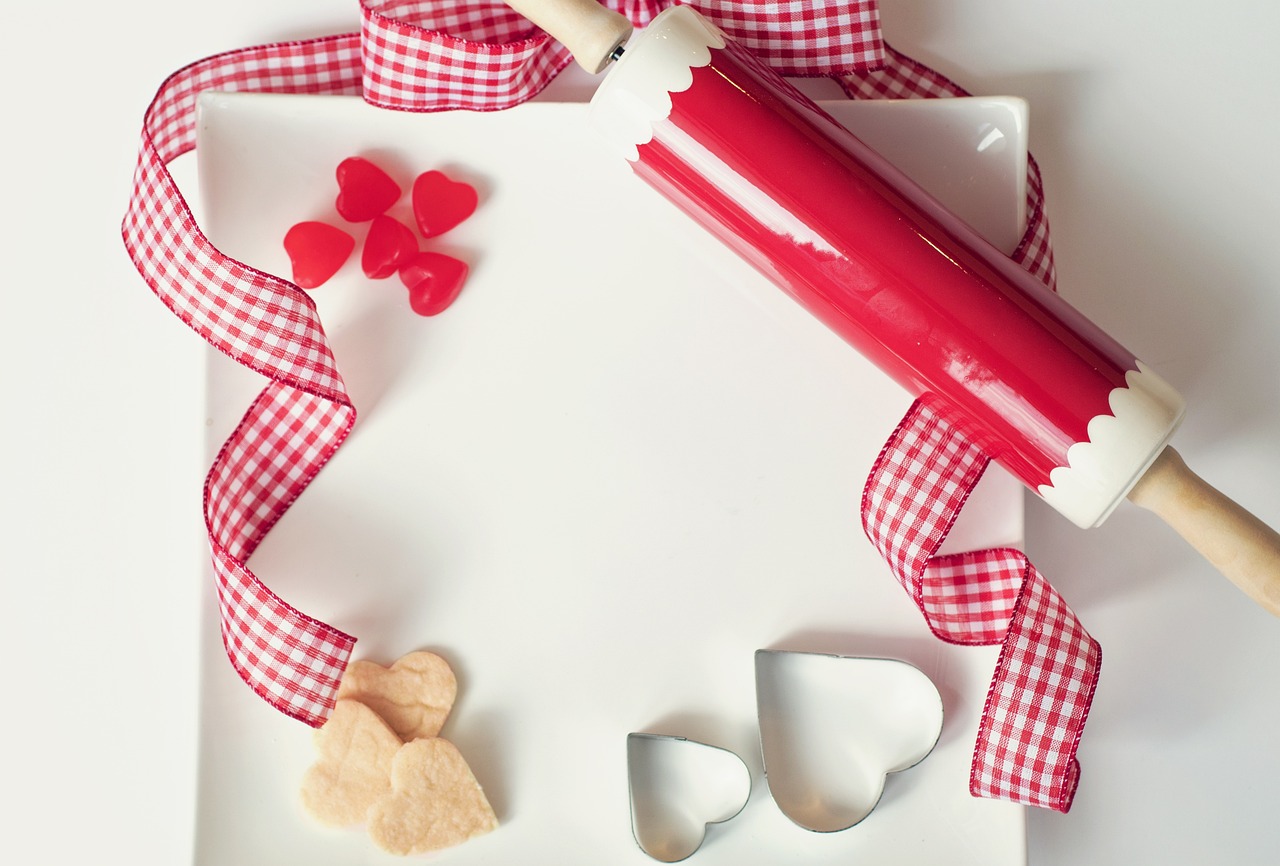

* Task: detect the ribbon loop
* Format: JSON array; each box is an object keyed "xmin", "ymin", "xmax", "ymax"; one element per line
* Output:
[
  {"xmin": 863, "ymin": 399, "xmax": 1101, "ymax": 812},
  {"xmin": 693, "ymin": 0, "xmax": 884, "ymax": 74},
  {"xmin": 123, "ymin": 35, "xmax": 367, "ymax": 727},
  {"xmin": 360, "ymin": 1, "xmax": 566, "ymax": 111}
]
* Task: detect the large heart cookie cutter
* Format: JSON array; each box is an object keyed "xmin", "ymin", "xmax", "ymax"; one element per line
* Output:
[
  {"xmin": 755, "ymin": 649, "xmax": 944, "ymax": 832},
  {"xmin": 627, "ymin": 733, "xmax": 752, "ymax": 862}
]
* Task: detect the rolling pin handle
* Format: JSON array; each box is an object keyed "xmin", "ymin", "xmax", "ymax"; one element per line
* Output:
[
  {"xmin": 1128, "ymin": 446, "xmax": 1280, "ymax": 616},
  {"xmin": 504, "ymin": 0, "xmax": 633, "ymax": 74}
]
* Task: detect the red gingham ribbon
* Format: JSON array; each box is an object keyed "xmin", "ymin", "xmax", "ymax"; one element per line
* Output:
[
  {"xmin": 123, "ymin": 35, "xmax": 365, "ymax": 725},
  {"xmin": 360, "ymin": 0, "xmax": 884, "ymax": 110},
  {"xmin": 862, "ymin": 399, "xmax": 1100, "ymax": 811},
  {"xmin": 122, "ymin": 0, "xmax": 1097, "ymax": 810}
]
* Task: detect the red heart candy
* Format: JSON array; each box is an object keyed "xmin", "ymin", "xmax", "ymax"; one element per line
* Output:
[
  {"xmin": 411, "ymin": 170, "xmax": 478, "ymax": 238},
  {"xmin": 362, "ymin": 215, "xmax": 419, "ymax": 279},
  {"xmin": 283, "ymin": 221, "xmax": 354, "ymax": 289},
  {"xmin": 398, "ymin": 251, "xmax": 469, "ymax": 316},
  {"xmin": 335, "ymin": 156, "xmax": 402, "ymax": 222}
]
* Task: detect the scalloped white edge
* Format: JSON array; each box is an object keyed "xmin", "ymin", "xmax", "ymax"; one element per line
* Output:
[
  {"xmin": 588, "ymin": 5, "xmax": 725, "ymax": 162},
  {"xmin": 1038, "ymin": 360, "xmax": 1186, "ymax": 529}
]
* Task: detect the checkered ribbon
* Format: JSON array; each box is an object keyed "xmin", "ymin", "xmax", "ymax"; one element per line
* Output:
[
  {"xmin": 123, "ymin": 35, "xmax": 366, "ymax": 725},
  {"xmin": 863, "ymin": 399, "xmax": 1100, "ymax": 811},
  {"xmin": 122, "ymin": 0, "xmax": 1097, "ymax": 810},
  {"xmin": 360, "ymin": 0, "xmax": 883, "ymax": 110}
]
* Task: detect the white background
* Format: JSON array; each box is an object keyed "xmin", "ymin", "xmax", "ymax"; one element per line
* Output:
[{"xmin": 3, "ymin": 1, "xmax": 1279, "ymax": 864}]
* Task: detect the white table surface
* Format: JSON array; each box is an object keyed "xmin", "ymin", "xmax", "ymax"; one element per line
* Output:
[{"xmin": 4, "ymin": 1, "xmax": 1279, "ymax": 863}]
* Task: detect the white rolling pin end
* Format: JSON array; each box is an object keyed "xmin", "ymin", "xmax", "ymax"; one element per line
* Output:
[
  {"xmin": 1128, "ymin": 446, "xmax": 1280, "ymax": 617},
  {"xmin": 504, "ymin": 0, "xmax": 633, "ymax": 74}
]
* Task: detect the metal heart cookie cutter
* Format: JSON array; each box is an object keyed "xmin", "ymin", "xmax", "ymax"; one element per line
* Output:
[
  {"xmin": 626, "ymin": 649, "xmax": 944, "ymax": 860},
  {"xmin": 627, "ymin": 733, "xmax": 752, "ymax": 862},
  {"xmin": 755, "ymin": 649, "xmax": 944, "ymax": 833}
]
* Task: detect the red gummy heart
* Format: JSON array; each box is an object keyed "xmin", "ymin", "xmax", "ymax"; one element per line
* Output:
[
  {"xmin": 411, "ymin": 170, "xmax": 478, "ymax": 238},
  {"xmin": 362, "ymin": 215, "xmax": 419, "ymax": 279},
  {"xmin": 335, "ymin": 156, "xmax": 402, "ymax": 222},
  {"xmin": 398, "ymin": 251, "xmax": 469, "ymax": 316},
  {"xmin": 283, "ymin": 221, "xmax": 354, "ymax": 289}
]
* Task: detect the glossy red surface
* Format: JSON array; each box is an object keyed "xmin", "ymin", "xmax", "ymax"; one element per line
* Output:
[
  {"xmin": 412, "ymin": 170, "xmax": 479, "ymax": 239},
  {"xmin": 335, "ymin": 156, "xmax": 402, "ymax": 222},
  {"xmin": 362, "ymin": 214, "xmax": 419, "ymax": 279},
  {"xmin": 282, "ymin": 220, "xmax": 354, "ymax": 289},
  {"xmin": 633, "ymin": 41, "xmax": 1138, "ymax": 489},
  {"xmin": 399, "ymin": 250, "xmax": 469, "ymax": 317}
]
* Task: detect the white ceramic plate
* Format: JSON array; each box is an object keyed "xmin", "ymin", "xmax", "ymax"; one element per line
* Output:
[{"xmin": 194, "ymin": 90, "xmax": 1029, "ymax": 865}]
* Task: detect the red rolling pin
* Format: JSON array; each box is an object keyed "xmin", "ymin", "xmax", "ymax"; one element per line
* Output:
[{"xmin": 505, "ymin": 0, "xmax": 1280, "ymax": 615}]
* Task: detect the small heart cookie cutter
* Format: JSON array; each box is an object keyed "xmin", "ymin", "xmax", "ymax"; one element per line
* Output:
[
  {"xmin": 755, "ymin": 649, "xmax": 944, "ymax": 833},
  {"xmin": 626, "ymin": 733, "xmax": 752, "ymax": 862}
]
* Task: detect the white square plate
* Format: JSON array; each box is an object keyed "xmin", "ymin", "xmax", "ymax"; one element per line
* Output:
[{"xmin": 194, "ymin": 90, "xmax": 1029, "ymax": 865}]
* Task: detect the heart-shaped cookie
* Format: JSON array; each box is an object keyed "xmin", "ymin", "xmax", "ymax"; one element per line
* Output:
[
  {"xmin": 282, "ymin": 221, "xmax": 354, "ymax": 289},
  {"xmin": 335, "ymin": 156, "xmax": 402, "ymax": 222},
  {"xmin": 627, "ymin": 733, "xmax": 751, "ymax": 862},
  {"xmin": 754, "ymin": 650, "xmax": 943, "ymax": 832},
  {"xmin": 336, "ymin": 650, "xmax": 458, "ymax": 742},
  {"xmin": 362, "ymin": 214, "xmax": 419, "ymax": 279},
  {"xmin": 366, "ymin": 738, "xmax": 499, "ymax": 856},
  {"xmin": 398, "ymin": 251, "xmax": 469, "ymax": 317},
  {"xmin": 411, "ymin": 170, "xmax": 478, "ymax": 238},
  {"xmin": 299, "ymin": 699, "xmax": 402, "ymax": 827}
]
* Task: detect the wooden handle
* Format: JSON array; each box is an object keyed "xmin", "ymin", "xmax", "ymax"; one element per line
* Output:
[
  {"xmin": 1128, "ymin": 446, "xmax": 1280, "ymax": 615},
  {"xmin": 504, "ymin": 0, "xmax": 632, "ymax": 73}
]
